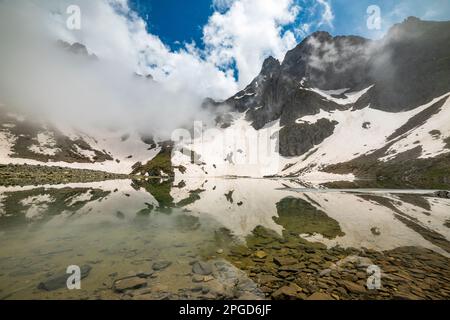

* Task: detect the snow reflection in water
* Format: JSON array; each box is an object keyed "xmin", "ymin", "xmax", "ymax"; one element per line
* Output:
[{"xmin": 0, "ymin": 178, "xmax": 449, "ymax": 299}]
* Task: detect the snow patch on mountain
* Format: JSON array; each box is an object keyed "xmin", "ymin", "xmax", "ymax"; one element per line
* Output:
[
  {"xmin": 0, "ymin": 130, "xmax": 16, "ymax": 158},
  {"xmin": 172, "ymin": 114, "xmax": 281, "ymax": 178},
  {"xmin": 0, "ymin": 121, "xmax": 160, "ymax": 174},
  {"xmin": 72, "ymin": 145, "xmax": 98, "ymax": 161},
  {"xmin": 74, "ymin": 129, "xmax": 161, "ymax": 173},
  {"xmin": 235, "ymin": 92, "xmax": 256, "ymax": 100},
  {"xmin": 173, "ymin": 92, "xmax": 450, "ymax": 180},
  {"xmin": 282, "ymin": 93, "xmax": 450, "ymax": 177},
  {"xmin": 381, "ymin": 94, "xmax": 450, "ymax": 161},
  {"xmin": 28, "ymin": 132, "xmax": 61, "ymax": 156},
  {"xmin": 305, "ymin": 85, "xmax": 373, "ymax": 106},
  {"xmin": 0, "ymin": 99, "xmax": 163, "ymax": 173}
]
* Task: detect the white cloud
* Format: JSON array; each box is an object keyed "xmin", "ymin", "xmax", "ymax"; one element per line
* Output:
[
  {"xmin": 317, "ymin": 0, "xmax": 334, "ymax": 28},
  {"xmin": 0, "ymin": 0, "xmax": 338, "ymax": 138},
  {"xmin": 0, "ymin": 0, "xmax": 229, "ymax": 139},
  {"xmin": 296, "ymin": 23, "xmax": 312, "ymax": 37},
  {"xmin": 203, "ymin": 0, "xmax": 300, "ymax": 86},
  {"xmin": 43, "ymin": 0, "xmax": 238, "ymax": 99},
  {"xmin": 1, "ymin": 0, "xmax": 336, "ymax": 100}
]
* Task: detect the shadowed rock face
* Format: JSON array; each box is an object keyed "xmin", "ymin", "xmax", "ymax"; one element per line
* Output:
[
  {"xmin": 358, "ymin": 17, "xmax": 450, "ymax": 112},
  {"xmin": 279, "ymin": 119, "xmax": 338, "ymax": 157},
  {"xmin": 206, "ymin": 18, "xmax": 450, "ymax": 157},
  {"xmin": 281, "ymin": 31, "xmax": 372, "ymax": 91}
]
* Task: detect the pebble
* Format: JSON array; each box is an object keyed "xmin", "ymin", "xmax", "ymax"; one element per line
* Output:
[
  {"xmin": 113, "ymin": 277, "xmax": 147, "ymax": 293},
  {"xmin": 192, "ymin": 261, "xmax": 213, "ymax": 275},
  {"xmin": 307, "ymin": 292, "xmax": 334, "ymax": 300},
  {"xmin": 254, "ymin": 250, "xmax": 268, "ymax": 259},
  {"xmin": 273, "ymin": 256, "xmax": 297, "ymax": 266},
  {"xmin": 152, "ymin": 261, "xmax": 172, "ymax": 271}
]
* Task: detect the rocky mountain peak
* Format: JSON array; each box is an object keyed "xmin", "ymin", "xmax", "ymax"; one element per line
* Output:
[
  {"xmin": 307, "ymin": 30, "xmax": 333, "ymax": 42},
  {"xmin": 260, "ymin": 56, "xmax": 281, "ymax": 76},
  {"xmin": 206, "ymin": 18, "xmax": 450, "ymax": 159},
  {"xmin": 404, "ymin": 16, "xmax": 422, "ymax": 24}
]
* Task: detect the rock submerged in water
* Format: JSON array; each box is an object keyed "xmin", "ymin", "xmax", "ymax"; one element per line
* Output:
[
  {"xmin": 37, "ymin": 264, "xmax": 92, "ymax": 291},
  {"xmin": 371, "ymin": 227, "xmax": 381, "ymax": 236},
  {"xmin": 254, "ymin": 250, "xmax": 268, "ymax": 259},
  {"xmin": 273, "ymin": 256, "xmax": 297, "ymax": 266},
  {"xmin": 152, "ymin": 261, "xmax": 172, "ymax": 271},
  {"xmin": 113, "ymin": 276, "xmax": 147, "ymax": 293},
  {"xmin": 192, "ymin": 261, "xmax": 213, "ymax": 275}
]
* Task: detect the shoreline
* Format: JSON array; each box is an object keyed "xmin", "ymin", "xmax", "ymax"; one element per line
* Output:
[{"xmin": 0, "ymin": 163, "xmax": 130, "ymax": 187}]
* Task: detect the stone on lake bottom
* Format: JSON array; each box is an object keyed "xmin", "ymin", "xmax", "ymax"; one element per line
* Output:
[
  {"xmin": 192, "ymin": 261, "xmax": 213, "ymax": 275},
  {"xmin": 152, "ymin": 261, "xmax": 172, "ymax": 271},
  {"xmin": 113, "ymin": 277, "xmax": 147, "ymax": 292},
  {"xmin": 273, "ymin": 256, "xmax": 297, "ymax": 266},
  {"xmin": 307, "ymin": 292, "xmax": 334, "ymax": 300},
  {"xmin": 37, "ymin": 264, "xmax": 92, "ymax": 291},
  {"xmin": 254, "ymin": 250, "xmax": 268, "ymax": 259}
]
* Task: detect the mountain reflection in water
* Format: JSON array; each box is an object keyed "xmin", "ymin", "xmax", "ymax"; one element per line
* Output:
[{"xmin": 0, "ymin": 178, "xmax": 449, "ymax": 300}]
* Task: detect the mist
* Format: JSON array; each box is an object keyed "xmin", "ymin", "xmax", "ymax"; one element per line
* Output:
[{"xmin": 0, "ymin": 1, "xmax": 217, "ymax": 140}]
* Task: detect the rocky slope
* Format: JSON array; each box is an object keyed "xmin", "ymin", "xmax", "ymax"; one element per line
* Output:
[
  {"xmin": 0, "ymin": 105, "xmax": 161, "ymax": 175},
  {"xmin": 1, "ymin": 18, "xmax": 450, "ymax": 183},
  {"xmin": 171, "ymin": 17, "xmax": 450, "ymax": 182},
  {"xmin": 0, "ymin": 41, "xmax": 161, "ymax": 176}
]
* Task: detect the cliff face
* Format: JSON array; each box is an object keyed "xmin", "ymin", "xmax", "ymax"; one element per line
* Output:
[
  {"xmin": 206, "ymin": 18, "xmax": 450, "ymax": 159},
  {"xmin": 1, "ymin": 18, "xmax": 450, "ymax": 181}
]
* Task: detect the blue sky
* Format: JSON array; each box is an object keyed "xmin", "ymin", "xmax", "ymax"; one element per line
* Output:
[
  {"xmin": 331, "ymin": 0, "xmax": 450, "ymax": 38},
  {"xmin": 128, "ymin": 0, "xmax": 214, "ymax": 50},
  {"xmin": 129, "ymin": 0, "xmax": 450, "ymax": 50},
  {"xmin": 28, "ymin": 0, "xmax": 448, "ymax": 99},
  {"xmin": 2, "ymin": 0, "xmax": 450, "ymax": 126}
]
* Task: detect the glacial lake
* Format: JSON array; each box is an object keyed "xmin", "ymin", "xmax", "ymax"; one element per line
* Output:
[{"xmin": 0, "ymin": 178, "xmax": 449, "ymax": 300}]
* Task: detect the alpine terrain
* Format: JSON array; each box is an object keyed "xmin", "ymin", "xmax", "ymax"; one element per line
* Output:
[{"xmin": 1, "ymin": 17, "xmax": 450, "ymax": 186}]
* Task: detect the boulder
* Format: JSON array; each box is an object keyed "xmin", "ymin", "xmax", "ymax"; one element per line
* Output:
[
  {"xmin": 339, "ymin": 280, "xmax": 367, "ymax": 294},
  {"xmin": 192, "ymin": 261, "xmax": 213, "ymax": 275},
  {"xmin": 272, "ymin": 284, "xmax": 305, "ymax": 300},
  {"xmin": 113, "ymin": 277, "xmax": 147, "ymax": 292},
  {"xmin": 254, "ymin": 250, "xmax": 268, "ymax": 259},
  {"xmin": 273, "ymin": 256, "xmax": 297, "ymax": 266},
  {"xmin": 307, "ymin": 292, "xmax": 334, "ymax": 300},
  {"xmin": 37, "ymin": 264, "xmax": 92, "ymax": 291},
  {"xmin": 152, "ymin": 261, "xmax": 172, "ymax": 271}
]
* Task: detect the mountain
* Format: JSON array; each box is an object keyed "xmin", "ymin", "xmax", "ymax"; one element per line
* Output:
[
  {"xmin": 1, "ymin": 17, "xmax": 450, "ymax": 185},
  {"xmin": 171, "ymin": 17, "xmax": 450, "ymax": 184},
  {"xmin": 0, "ymin": 41, "xmax": 161, "ymax": 175},
  {"xmin": 0, "ymin": 105, "xmax": 162, "ymax": 174}
]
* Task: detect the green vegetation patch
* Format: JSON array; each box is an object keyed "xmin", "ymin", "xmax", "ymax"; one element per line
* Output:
[{"xmin": 274, "ymin": 197, "xmax": 344, "ymax": 239}]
